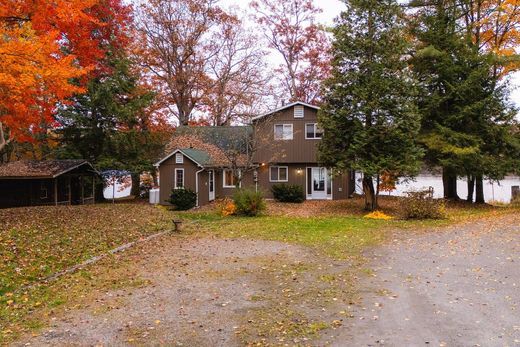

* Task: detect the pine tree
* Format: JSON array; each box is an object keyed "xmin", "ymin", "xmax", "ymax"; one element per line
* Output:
[
  {"xmin": 409, "ymin": 0, "xmax": 518, "ymax": 202},
  {"xmin": 56, "ymin": 52, "xmax": 168, "ymax": 196},
  {"xmin": 318, "ymin": 0, "xmax": 423, "ymax": 211}
]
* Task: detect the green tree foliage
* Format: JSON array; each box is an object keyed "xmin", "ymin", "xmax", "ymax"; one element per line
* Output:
[
  {"xmin": 318, "ymin": 0, "xmax": 423, "ymax": 211},
  {"xmin": 56, "ymin": 53, "xmax": 170, "ymax": 196},
  {"xmin": 409, "ymin": 0, "xmax": 519, "ymax": 202}
]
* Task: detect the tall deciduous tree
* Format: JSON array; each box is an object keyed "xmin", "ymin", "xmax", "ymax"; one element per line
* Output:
[
  {"xmin": 203, "ymin": 15, "xmax": 270, "ymax": 126},
  {"xmin": 0, "ymin": 0, "xmax": 132, "ymax": 155},
  {"xmin": 136, "ymin": 0, "xmax": 232, "ymax": 126},
  {"xmin": 250, "ymin": 0, "xmax": 331, "ymax": 104},
  {"xmin": 319, "ymin": 0, "xmax": 423, "ymax": 211}
]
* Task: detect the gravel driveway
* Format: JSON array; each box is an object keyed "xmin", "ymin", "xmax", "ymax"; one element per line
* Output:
[
  {"xmin": 14, "ymin": 214, "xmax": 520, "ymax": 347},
  {"xmin": 338, "ymin": 214, "xmax": 520, "ymax": 347}
]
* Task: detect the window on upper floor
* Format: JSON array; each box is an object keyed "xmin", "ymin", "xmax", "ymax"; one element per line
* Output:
[
  {"xmin": 305, "ymin": 123, "xmax": 323, "ymax": 139},
  {"xmin": 294, "ymin": 105, "xmax": 304, "ymax": 118},
  {"xmin": 274, "ymin": 124, "xmax": 293, "ymax": 140},
  {"xmin": 175, "ymin": 152, "xmax": 183, "ymax": 164},
  {"xmin": 270, "ymin": 166, "xmax": 288, "ymax": 182}
]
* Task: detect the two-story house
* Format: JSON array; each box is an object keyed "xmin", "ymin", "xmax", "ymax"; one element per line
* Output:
[{"xmin": 155, "ymin": 101, "xmax": 355, "ymax": 206}]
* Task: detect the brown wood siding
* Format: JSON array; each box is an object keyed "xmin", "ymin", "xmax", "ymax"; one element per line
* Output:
[
  {"xmin": 256, "ymin": 164, "xmax": 350, "ymax": 200},
  {"xmin": 214, "ymin": 169, "xmax": 255, "ymax": 199},
  {"xmin": 256, "ymin": 163, "xmax": 306, "ymax": 198},
  {"xmin": 159, "ymin": 153, "xmax": 200, "ymax": 205},
  {"xmin": 332, "ymin": 171, "xmax": 348, "ymax": 200},
  {"xmin": 197, "ymin": 170, "xmax": 210, "ymax": 206},
  {"xmin": 253, "ymin": 106, "xmax": 321, "ymax": 164}
]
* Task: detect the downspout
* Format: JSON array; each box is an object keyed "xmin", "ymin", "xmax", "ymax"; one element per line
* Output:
[{"xmin": 195, "ymin": 166, "xmax": 205, "ymax": 207}]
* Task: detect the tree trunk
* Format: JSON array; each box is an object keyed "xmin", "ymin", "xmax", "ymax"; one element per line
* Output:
[
  {"xmin": 467, "ymin": 175, "xmax": 475, "ymax": 203},
  {"xmin": 442, "ymin": 167, "xmax": 459, "ymax": 200},
  {"xmin": 0, "ymin": 121, "xmax": 11, "ymax": 154},
  {"xmin": 131, "ymin": 172, "xmax": 141, "ymax": 198},
  {"xmin": 362, "ymin": 175, "xmax": 376, "ymax": 211},
  {"xmin": 475, "ymin": 174, "xmax": 485, "ymax": 204}
]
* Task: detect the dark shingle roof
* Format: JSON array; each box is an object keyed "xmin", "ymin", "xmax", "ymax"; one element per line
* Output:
[
  {"xmin": 0, "ymin": 160, "xmax": 95, "ymax": 179},
  {"xmin": 159, "ymin": 126, "xmax": 253, "ymax": 167},
  {"xmin": 180, "ymin": 148, "xmax": 213, "ymax": 166},
  {"xmin": 174, "ymin": 126, "xmax": 252, "ymax": 153}
]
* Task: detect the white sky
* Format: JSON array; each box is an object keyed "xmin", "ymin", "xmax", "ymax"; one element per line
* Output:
[{"xmin": 221, "ymin": 0, "xmax": 520, "ymax": 111}]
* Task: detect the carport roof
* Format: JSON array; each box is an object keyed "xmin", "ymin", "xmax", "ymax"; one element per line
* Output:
[{"xmin": 0, "ymin": 160, "xmax": 96, "ymax": 179}]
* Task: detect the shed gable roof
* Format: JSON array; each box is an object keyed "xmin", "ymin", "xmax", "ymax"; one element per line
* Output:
[{"xmin": 0, "ymin": 160, "xmax": 96, "ymax": 179}]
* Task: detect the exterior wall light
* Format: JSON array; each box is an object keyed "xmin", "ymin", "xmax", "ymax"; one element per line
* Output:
[{"xmin": 296, "ymin": 168, "xmax": 303, "ymax": 175}]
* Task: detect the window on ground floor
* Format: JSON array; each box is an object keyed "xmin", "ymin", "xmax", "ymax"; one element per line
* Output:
[
  {"xmin": 270, "ymin": 166, "xmax": 288, "ymax": 182},
  {"xmin": 223, "ymin": 169, "xmax": 240, "ymax": 188},
  {"xmin": 175, "ymin": 168, "xmax": 184, "ymax": 189}
]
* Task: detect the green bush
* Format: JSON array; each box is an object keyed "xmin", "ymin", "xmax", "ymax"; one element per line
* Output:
[
  {"xmin": 401, "ymin": 190, "xmax": 446, "ymax": 219},
  {"xmin": 169, "ymin": 188, "xmax": 197, "ymax": 210},
  {"xmin": 233, "ymin": 189, "xmax": 266, "ymax": 216},
  {"xmin": 271, "ymin": 184, "xmax": 305, "ymax": 203}
]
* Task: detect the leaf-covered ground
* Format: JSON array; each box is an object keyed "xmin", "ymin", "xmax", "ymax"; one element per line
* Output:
[
  {"xmin": 1, "ymin": 198, "xmax": 518, "ymax": 345},
  {"xmin": 0, "ymin": 203, "xmax": 171, "ymax": 341}
]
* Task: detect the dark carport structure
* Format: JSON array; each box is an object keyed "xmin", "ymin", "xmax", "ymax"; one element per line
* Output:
[{"xmin": 0, "ymin": 160, "xmax": 98, "ymax": 208}]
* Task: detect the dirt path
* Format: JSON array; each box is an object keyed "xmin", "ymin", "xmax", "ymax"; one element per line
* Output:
[
  {"xmin": 337, "ymin": 215, "xmax": 520, "ymax": 347},
  {"xmin": 15, "ymin": 236, "xmax": 354, "ymax": 347}
]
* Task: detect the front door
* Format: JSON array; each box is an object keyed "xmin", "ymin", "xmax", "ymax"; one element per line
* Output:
[
  {"xmin": 208, "ymin": 170, "xmax": 215, "ymax": 201},
  {"xmin": 311, "ymin": 167, "xmax": 327, "ymax": 199}
]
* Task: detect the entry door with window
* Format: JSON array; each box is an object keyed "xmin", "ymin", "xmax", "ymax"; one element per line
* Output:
[
  {"xmin": 311, "ymin": 167, "xmax": 327, "ymax": 199},
  {"xmin": 208, "ymin": 170, "xmax": 215, "ymax": 201}
]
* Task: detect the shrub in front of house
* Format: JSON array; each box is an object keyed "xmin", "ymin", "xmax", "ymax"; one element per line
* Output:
[
  {"xmin": 233, "ymin": 189, "xmax": 266, "ymax": 216},
  {"xmin": 401, "ymin": 190, "xmax": 446, "ymax": 219},
  {"xmin": 169, "ymin": 188, "xmax": 197, "ymax": 210},
  {"xmin": 219, "ymin": 198, "xmax": 237, "ymax": 217},
  {"xmin": 271, "ymin": 184, "xmax": 305, "ymax": 203}
]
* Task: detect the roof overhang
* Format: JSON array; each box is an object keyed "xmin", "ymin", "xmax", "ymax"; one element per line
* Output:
[
  {"xmin": 154, "ymin": 149, "xmax": 205, "ymax": 168},
  {"xmin": 252, "ymin": 101, "xmax": 320, "ymax": 121},
  {"xmin": 0, "ymin": 161, "xmax": 99, "ymax": 180}
]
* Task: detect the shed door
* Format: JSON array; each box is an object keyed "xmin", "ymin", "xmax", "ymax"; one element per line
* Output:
[{"xmin": 209, "ymin": 170, "xmax": 215, "ymax": 201}]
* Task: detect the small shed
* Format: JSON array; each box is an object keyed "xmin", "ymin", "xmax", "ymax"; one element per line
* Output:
[{"xmin": 0, "ymin": 160, "xmax": 98, "ymax": 208}]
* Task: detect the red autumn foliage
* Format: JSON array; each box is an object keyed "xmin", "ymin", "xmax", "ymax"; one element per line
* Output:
[{"xmin": 0, "ymin": 0, "xmax": 132, "ymax": 149}]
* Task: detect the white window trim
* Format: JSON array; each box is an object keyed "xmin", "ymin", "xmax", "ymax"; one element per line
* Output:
[
  {"xmin": 174, "ymin": 168, "xmax": 184, "ymax": 189},
  {"xmin": 305, "ymin": 123, "xmax": 323, "ymax": 140},
  {"xmin": 294, "ymin": 105, "xmax": 304, "ymax": 118},
  {"xmin": 274, "ymin": 124, "xmax": 293, "ymax": 140},
  {"xmin": 175, "ymin": 152, "xmax": 184, "ymax": 164},
  {"xmin": 223, "ymin": 169, "xmax": 241, "ymax": 188},
  {"xmin": 269, "ymin": 166, "xmax": 289, "ymax": 182}
]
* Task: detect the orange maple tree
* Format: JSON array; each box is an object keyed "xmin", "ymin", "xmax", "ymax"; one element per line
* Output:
[
  {"xmin": 0, "ymin": 0, "xmax": 131, "ymax": 151},
  {"xmin": 461, "ymin": 0, "xmax": 520, "ymax": 75}
]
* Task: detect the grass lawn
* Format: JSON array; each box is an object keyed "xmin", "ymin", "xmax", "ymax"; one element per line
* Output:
[
  {"xmin": 178, "ymin": 196, "xmax": 516, "ymax": 261},
  {"xmin": 0, "ymin": 203, "xmax": 170, "ymax": 342}
]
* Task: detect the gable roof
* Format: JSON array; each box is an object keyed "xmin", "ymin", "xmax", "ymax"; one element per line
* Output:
[
  {"xmin": 157, "ymin": 126, "xmax": 252, "ymax": 168},
  {"xmin": 252, "ymin": 101, "xmax": 320, "ymax": 121},
  {"xmin": 155, "ymin": 148, "xmax": 213, "ymax": 167},
  {"xmin": 0, "ymin": 160, "xmax": 97, "ymax": 179}
]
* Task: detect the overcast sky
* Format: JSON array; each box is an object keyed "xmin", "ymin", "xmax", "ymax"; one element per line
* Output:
[{"xmin": 220, "ymin": 0, "xmax": 520, "ymax": 110}]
